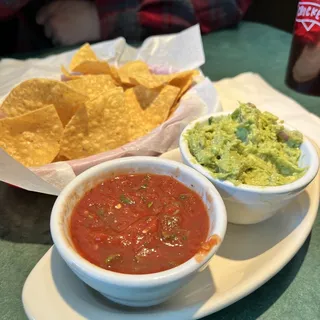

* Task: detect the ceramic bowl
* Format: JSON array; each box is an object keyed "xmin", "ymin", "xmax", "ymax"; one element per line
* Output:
[
  {"xmin": 179, "ymin": 112, "xmax": 319, "ymax": 224},
  {"xmin": 50, "ymin": 156, "xmax": 227, "ymax": 307}
]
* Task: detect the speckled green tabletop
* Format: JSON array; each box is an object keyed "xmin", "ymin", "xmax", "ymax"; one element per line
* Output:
[{"xmin": 0, "ymin": 22, "xmax": 319, "ymax": 320}]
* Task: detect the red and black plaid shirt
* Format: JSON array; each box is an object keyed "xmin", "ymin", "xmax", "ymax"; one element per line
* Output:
[
  {"xmin": 96, "ymin": 0, "xmax": 251, "ymax": 40},
  {"xmin": 0, "ymin": 0, "xmax": 251, "ymax": 54}
]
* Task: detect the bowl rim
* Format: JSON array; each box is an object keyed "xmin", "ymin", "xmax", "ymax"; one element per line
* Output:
[
  {"xmin": 179, "ymin": 111, "xmax": 320, "ymax": 194},
  {"xmin": 50, "ymin": 156, "xmax": 227, "ymax": 288}
]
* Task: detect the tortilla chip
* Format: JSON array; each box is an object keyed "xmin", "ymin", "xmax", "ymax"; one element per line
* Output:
[
  {"xmin": 66, "ymin": 75, "xmax": 117, "ymax": 99},
  {"xmin": 168, "ymin": 103, "xmax": 180, "ymax": 118},
  {"xmin": 110, "ymin": 66, "xmax": 121, "ymax": 85},
  {"xmin": 0, "ymin": 105, "xmax": 63, "ymax": 167},
  {"xmin": 61, "ymin": 65, "xmax": 83, "ymax": 80},
  {"xmin": 139, "ymin": 84, "xmax": 180, "ymax": 120},
  {"xmin": 131, "ymin": 86, "xmax": 162, "ymax": 110},
  {"xmin": 1, "ymin": 79, "xmax": 87, "ymax": 126},
  {"xmin": 118, "ymin": 61, "xmax": 150, "ymax": 85},
  {"xmin": 60, "ymin": 88, "xmax": 130, "ymax": 159},
  {"xmin": 69, "ymin": 43, "xmax": 98, "ymax": 71},
  {"xmin": 0, "ymin": 109, "xmax": 6, "ymax": 119},
  {"xmin": 72, "ymin": 61, "xmax": 111, "ymax": 75},
  {"xmin": 170, "ymin": 70, "xmax": 199, "ymax": 100},
  {"xmin": 167, "ymin": 71, "xmax": 199, "ymax": 117},
  {"xmin": 129, "ymin": 73, "xmax": 165, "ymax": 89},
  {"xmin": 53, "ymin": 154, "xmax": 69, "ymax": 162},
  {"xmin": 154, "ymin": 74, "xmax": 173, "ymax": 83},
  {"xmin": 125, "ymin": 85, "xmax": 180, "ymax": 140},
  {"xmin": 132, "ymin": 70, "xmax": 199, "ymax": 93}
]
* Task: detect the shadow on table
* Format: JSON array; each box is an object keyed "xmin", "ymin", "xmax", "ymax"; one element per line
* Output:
[
  {"xmin": 0, "ymin": 182, "xmax": 55, "ymax": 244},
  {"xmin": 203, "ymin": 233, "xmax": 311, "ymax": 319}
]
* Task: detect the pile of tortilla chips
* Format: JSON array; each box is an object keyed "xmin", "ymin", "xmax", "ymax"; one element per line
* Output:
[{"xmin": 0, "ymin": 43, "xmax": 199, "ymax": 167}]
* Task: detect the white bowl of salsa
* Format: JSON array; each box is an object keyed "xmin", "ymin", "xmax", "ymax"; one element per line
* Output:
[
  {"xmin": 50, "ymin": 156, "xmax": 227, "ymax": 307},
  {"xmin": 180, "ymin": 108, "xmax": 319, "ymax": 224}
]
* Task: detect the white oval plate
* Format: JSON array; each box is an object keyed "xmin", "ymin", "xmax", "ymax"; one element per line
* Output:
[{"xmin": 22, "ymin": 149, "xmax": 319, "ymax": 320}]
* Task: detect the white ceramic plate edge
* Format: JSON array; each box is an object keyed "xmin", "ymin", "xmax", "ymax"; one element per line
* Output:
[{"xmin": 196, "ymin": 198, "xmax": 319, "ymax": 317}]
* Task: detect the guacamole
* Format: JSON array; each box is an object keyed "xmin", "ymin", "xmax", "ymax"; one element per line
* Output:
[{"xmin": 185, "ymin": 103, "xmax": 305, "ymax": 186}]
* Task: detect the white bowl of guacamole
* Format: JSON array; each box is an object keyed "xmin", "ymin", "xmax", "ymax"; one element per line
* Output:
[{"xmin": 180, "ymin": 103, "xmax": 319, "ymax": 224}]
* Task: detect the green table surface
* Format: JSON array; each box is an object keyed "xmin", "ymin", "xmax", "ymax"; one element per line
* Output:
[{"xmin": 0, "ymin": 22, "xmax": 319, "ymax": 320}]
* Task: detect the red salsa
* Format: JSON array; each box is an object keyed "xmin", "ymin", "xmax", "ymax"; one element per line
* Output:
[{"xmin": 70, "ymin": 174, "xmax": 209, "ymax": 274}]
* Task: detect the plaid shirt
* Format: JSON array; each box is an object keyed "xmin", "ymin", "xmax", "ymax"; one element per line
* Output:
[
  {"xmin": 96, "ymin": 0, "xmax": 252, "ymax": 41},
  {"xmin": 0, "ymin": 0, "xmax": 251, "ymax": 54}
]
